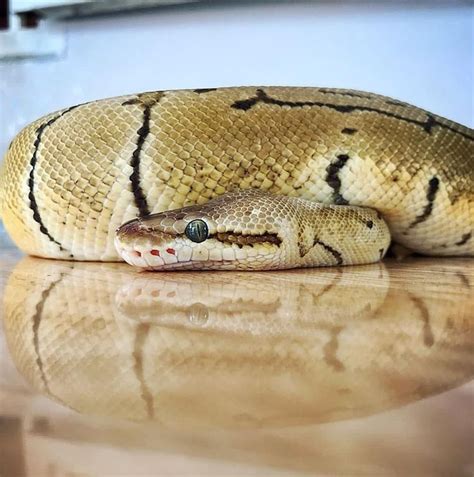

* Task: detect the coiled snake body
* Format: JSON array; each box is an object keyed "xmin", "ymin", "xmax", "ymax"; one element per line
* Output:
[{"xmin": 0, "ymin": 87, "xmax": 472, "ymax": 269}]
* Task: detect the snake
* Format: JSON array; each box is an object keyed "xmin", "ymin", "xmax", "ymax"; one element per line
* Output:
[{"xmin": 0, "ymin": 86, "xmax": 472, "ymax": 270}]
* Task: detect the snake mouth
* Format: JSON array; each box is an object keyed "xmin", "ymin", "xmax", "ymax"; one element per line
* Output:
[
  {"xmin": 119, "ymin": 247, "xmax": 236, "ymax": 271},
  {"xmin": 115, "ymin": 233, "xmax": 235, "ymax": 270},
  {"xmin": 142, "ymin": 260, "xmax": 236, "ymax": 271}
]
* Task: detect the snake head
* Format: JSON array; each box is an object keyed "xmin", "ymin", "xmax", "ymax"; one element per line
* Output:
[{"xmin": 115, "ymin": 189, "xmax": 286, "ymax": 270}]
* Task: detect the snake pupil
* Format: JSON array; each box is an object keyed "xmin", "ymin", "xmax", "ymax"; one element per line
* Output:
[{"xmin": 185, "ymin": 219, "xmax": 209, "ymax": 243}]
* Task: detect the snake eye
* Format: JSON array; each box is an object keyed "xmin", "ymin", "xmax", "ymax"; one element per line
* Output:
[{"xmin": 185, "ymin": 219, "xmax": 209, "ymax": 243}]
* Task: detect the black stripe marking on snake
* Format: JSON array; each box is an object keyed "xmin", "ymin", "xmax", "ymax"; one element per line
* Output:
[
  {"xmin": 385, "ymin": 99, "xmax": 409, "ymax": 107},
  {"xmin": 314, "ymin": 239, "xmax": 343, "ymax": 265},
  {"xmin": 319, "ymin": 88, "xmax": 407, "ymax": 109},
  {"xmin": 28, "ymin": 106, "xmax": 79, "ymax": 255},
  {"xmin": 129, "ymin": 106, "xmax": 152, "ymax": 217},
  {"xmin": 32, "ymin": 272, "xmax": 68, "ymax": 398},
  {"xmin": 456, "ymin": 232, "xmax": 472, "ymax": 246},
  {"xmin": 123, "ymin": 92, "xmax": 164, "ymax": 217},
  {"xmin": 193, "ymin": 88, "xmax": 217, "ymax": 94},
  {"xmin": 408, "ymin": 177, "xmax": 439, "ymax": 229},
  {"xmin": 122, "ymin": 91, "xmax": 165, "ymax": 107},
  {"xmin": 213, "ymin": 231, "xmax": 282, "ymax": 247},
  {"xmin": 318, "ymin": 88, "xmax": 376, "ymax": 101},
  {"xmin": 231, "ymin": 89, "xmax": 473, "ymax": 141},
  {"xmin": 133, "ymin": 323, "xmax": 155, "ymax": 419},
  {"xmin": 341, "ymin": 128, "xmax": 358, "ymax": 135},
  {"xmin": 326, "ymin": 154, "xmax": 350, "ymax": 205}
]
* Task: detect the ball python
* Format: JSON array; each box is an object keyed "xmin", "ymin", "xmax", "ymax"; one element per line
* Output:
[{"xmin": 0, "ymin": 87, "xmax": 472, "ymax": 270}]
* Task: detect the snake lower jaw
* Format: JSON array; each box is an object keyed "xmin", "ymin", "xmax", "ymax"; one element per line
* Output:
[
  {"xmin": 135, "ymin": 260, "xmax": 239, "ymax": 271},
  {"xmin": 117, "ymin": 242, "xmax": 277, "ymax": 271},
  {"xmin": 117, "ymin": 246, "xmax": 283, "ymax": 271}
]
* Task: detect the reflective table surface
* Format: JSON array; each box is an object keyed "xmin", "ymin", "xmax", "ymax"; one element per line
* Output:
[{"xmin": 0, "ymin": 249, "xmax": 473, "ymax": 476}]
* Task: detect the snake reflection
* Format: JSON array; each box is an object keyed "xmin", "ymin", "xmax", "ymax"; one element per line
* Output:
[{"xmin": 3, "ymin": 257, "xmax": 473, "ymax": 428}]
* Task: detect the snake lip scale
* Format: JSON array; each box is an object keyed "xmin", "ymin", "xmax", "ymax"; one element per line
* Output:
[{"xmin": 0, "ymin": 86, "xmax": 472, "ymax": 270}]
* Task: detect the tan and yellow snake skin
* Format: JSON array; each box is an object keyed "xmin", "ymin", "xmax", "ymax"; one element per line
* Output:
[{"xmin": 0, "ymin": 87, "xmax": 472, "ymax": 269}]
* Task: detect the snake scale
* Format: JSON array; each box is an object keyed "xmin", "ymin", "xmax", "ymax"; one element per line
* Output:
[{"xmin": 0, "ymin": 87, "xmax": 472, "ymax": 269}]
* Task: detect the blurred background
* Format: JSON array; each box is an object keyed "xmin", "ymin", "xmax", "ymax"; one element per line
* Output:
[{"xmin": 0, "ymin": 0, "xmax": 472, "ymax": 242}]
